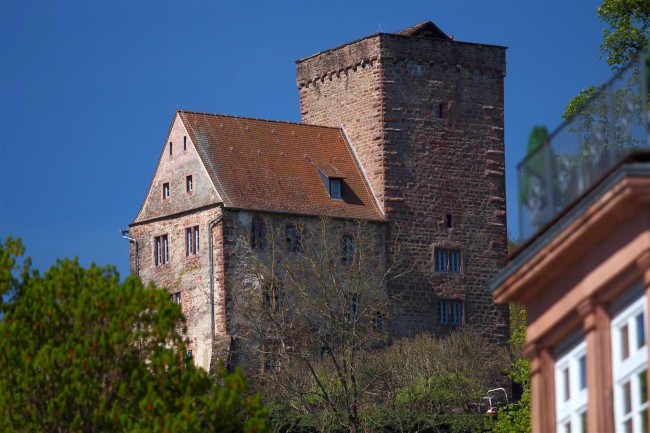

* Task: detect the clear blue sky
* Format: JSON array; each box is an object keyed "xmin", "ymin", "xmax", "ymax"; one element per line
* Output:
[{"xmin": 0, "ymin": 0, "xmax": 611, "ymax": 278}]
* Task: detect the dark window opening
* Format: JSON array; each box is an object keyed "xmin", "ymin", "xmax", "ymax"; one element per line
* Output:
[
  {"xmin": 446, "ymin": 214, "xmax": 452, "ymax": 228},
  {"xmin": 170, "ymin": 291, "xmax": 181, "ymax": 304},
  {"xmin": 347, "ymin": 293, "xmax": 360, "ymax": 323},
  {"xmin": 373, "ymin": 311, "xmax": 385, "ymax": 331},
  {"xmin": 330, "ymin": 178, "xmax": 342, "ymax": 199},
  {"xmin": 162, "ymin": 182, "xmax": 170, "ymax": 199},
  {"xmin": 435, "ymin": 248, "xmax": 461, "ymax": 273},
  {"xmin": 263, "ymin": 284, "xmax": 282, "ymax": 313},
  {"xmin": 183, "ymin": 136, "xmax": 187, "ymax": 151},
  {"xmin": 251, "ymin": 218, "xmax": 266, "ymax": 250},
  {"xmin": 169, "ymin": 142, "xmax": 173, "ymax": 156},
  {"xmin": 438, "ymin": 104, "xmax": 444, "ymax": 119},
  {"xmin": 342, "ymin": 234, "xmax": 355, "ymax": 265},
  {"xmin": 285, "ymin": 223, "xmax": 304, "ymax": 253},
  {"xmin": 186, "ymin": 175, "xmax": 193, "ymax": 192},
  {"xmin": 155, "ymin": 235, "xmax": 169, "ymax": 265}
]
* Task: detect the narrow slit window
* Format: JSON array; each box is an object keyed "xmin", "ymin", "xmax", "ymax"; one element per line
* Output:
[
  {"xmin": 162, "ymin": 182, "xmax": 170, "ymax": 199},
  {"xmin": 183, "ymin": 135, "xmax": 187, "ymax": 151},
  {"xmin": 342, "ymin": 234, "xmax": 355, "ymax": 265},
  {"xmin": 169, "ymin": 141, "xmax": 173, "ymax": 156},
  {"xmin": 186, "ymin": 175, "xmax": 193, "ymax": 192},
  {"xmin": 438, "ymin": 301, "xmax": 448, "ymax": 324},
  {"xmin": 251, "ymin": 218, "xmax": 266, "ymax": 250},
  {"xmin": 450, "ymin": 301, "xmax": 463, "ymax": 325},
  {"xmin": 446, "ymin": 214, "xmax": 452, "ymax": 228}
]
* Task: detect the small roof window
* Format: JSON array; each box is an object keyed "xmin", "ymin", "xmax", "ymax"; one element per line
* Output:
[
  {"xmin": 330, "ymin": 178, "xmax": 342, "ymax": 199},
  {"xmin": 313, "ymin": 162, "xmax": 346, "ymax": 201}
]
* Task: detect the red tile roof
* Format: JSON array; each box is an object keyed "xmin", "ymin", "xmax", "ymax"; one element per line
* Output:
[
  {"xmin": 178, "ymin": 111, "xmax": 384, "ymax": 221},
  {"xmin": 396, "ymin": 21, "xmax": 448, "ymax": 39}
]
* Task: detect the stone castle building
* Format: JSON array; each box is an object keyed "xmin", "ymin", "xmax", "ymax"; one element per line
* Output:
[{"xmin": 127, "ymin": 21, "xmax": 509, "ymax": 370}]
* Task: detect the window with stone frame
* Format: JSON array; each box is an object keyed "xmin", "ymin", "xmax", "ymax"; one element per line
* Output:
[
  {"xmin": 154, "ymin": 235, "xmax": 169, "ymax": 266},
  {"xmin": 611, "ymin": 294, "xmax": 648, "ymax": 433},
  {"xmin": 342, "ymin": 234, "xmax": 355, "ymax": 265},
  {"xmin": 186, "ymin": 175, "xmax": 193, "ymax": 193},
  {"xmin": 250, "ymin": 218, "xmax": 266, "ymax": 250},
  {"xmin": 186, "ymin": 226, "xmax": 199, "ymax": 256},
  {"xmin": 285, "ymin": 223, "xmax": 304, "ymax": 253},
  {"xmin": 347, "ymin": 293, "xmax": 360, "ymax": 324},
  {"xmin": 435, "ymin": 248, "xmax": 461, "ymax": 273},
  {"xmin": 162, "ymin": 182, "xmax": 170, "ymax": 200},
  {"xmin": 170, "ymin": 291, "xmax": 181, "ymax": 304},
  {"xmin": 372, "ymin": 311, "xmax": 385, "ymax": 332},
  {"xmin": 263, "ymin": 284, "xmax": 282, "ymax": 314},
  {"xmin": 437, "ymin": 300, "xmax": 463, "ymax": 325}
]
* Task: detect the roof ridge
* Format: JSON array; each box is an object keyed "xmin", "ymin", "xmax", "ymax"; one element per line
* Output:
[
  {"xmin": 177, "ymin": 109, "xmax": 342, "ymax": 130},
  {"xmin": 396, "ymin": 20, "xmax": 433, "ymax": 34}
]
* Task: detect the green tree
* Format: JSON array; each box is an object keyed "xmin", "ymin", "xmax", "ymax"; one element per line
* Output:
[
  {"xmin": 0, "ymin": 237, "xmax": 269, "ymax": 433},
  {"xmin": 563, "ymin": 0, "xmax": 649, "ymax": 120},
  {"xmin": 520, "ymin": 126, "xmax": 549, "ymax": 210}
]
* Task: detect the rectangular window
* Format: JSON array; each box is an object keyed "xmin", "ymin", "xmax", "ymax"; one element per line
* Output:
[
  {"xmin": 438, "ymin": 301, "xmax": 449, "ymax": 324},
  {"xmin": 183, "ymin": 136, "xmax": 187, "ymax": 151},
  {"xmin": 637, "ymin": 312, "xmax": 646, "ymax": 349},
  {"xmin": 186, "ymin": 175, "xmax": 193, "ymax": 192},
  {"xmin": 435, "ymin": 248, "xmax": 461, "ymax": 273},
  {"xmin": 555, "ymin": 339, "xmax": 588, "ymax": 433},
  {"xmin": 611, "ymin": 294, "xmax": 648, "ymax": 433},
  {"xmin": 251, "ymin": 218, "xmax": 266, "ymax": 250},
  {"xmin": 342, "ymin": 234, "xmax": 355, "ymax": 265},
  {"xmin": 579, "ymin": 355, "xmax": 587, "ymax": 391},
  {"xmin": 330, "ymin": 178, "xmax": 342, "ymax": 199},
  {"xmin": 162, "ymin": 182, "xmax": 170, "ymax": 199},
  {"xmin": 438, "ymin": 300, "xmax": 463, "ymax": 325},
  {"xmin": 450, "ymin": 301, "xmax": 463, "ymax": 325},
  {"xmin": 155, "ymin": 235, "xmax": 169, "ymax": 265},
  {"xmin": 263, "ymin": 284, "xmax": 282, "ymax": 313},
  {"xmin": 347, "ymin": 293, "xmax": 359, "ymax": 323},
  {"xmin": 169, "ymin": 142, "xmax": 173, "ymax": 156},
  {"xmin": 373, "ymin": 311, "xmax": 385, "ymax": 331},
  {"xmin": 285, "ymin": 223, "xmax": 304, "ymax": 253},
  {"xmin": 170, "ymin": 291, "xmax": 181, "ymax": 304},
  {"xmin": 186, "ymin": 226, "xmax": 199, "ymax": 256}
]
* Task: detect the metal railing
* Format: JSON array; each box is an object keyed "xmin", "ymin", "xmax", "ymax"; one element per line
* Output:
[{"xmin": 517, "ymin": 48, "xmax": 650, "ymax": 241}]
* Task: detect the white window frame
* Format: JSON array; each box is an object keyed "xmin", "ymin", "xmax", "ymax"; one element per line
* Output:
[
  {"xmin": 612, "ymin": 294, "xmax": 648, "ymax": 433},
  {"xmin": 555, "ymin": 339, "xmax": 588, "ymax": 433}
]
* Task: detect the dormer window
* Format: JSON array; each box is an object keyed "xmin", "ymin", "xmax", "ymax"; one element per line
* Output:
[
  {"xmin": 313, "ymin": 163, "xmax": 345, "ymax": 201},
  {"xmin": 330, "ymin": 178, "xmax": 342, "ymax": 199}
]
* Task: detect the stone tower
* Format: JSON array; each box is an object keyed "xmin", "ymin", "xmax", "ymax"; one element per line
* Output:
[{"xmin": 296, "ymin": 22, "xmax": 509, "ymax": 344}]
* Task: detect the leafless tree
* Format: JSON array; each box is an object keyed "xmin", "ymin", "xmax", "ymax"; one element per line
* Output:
[{"xmin": 231, "ymin": 217, "xmax": 407, "ymax": 433}]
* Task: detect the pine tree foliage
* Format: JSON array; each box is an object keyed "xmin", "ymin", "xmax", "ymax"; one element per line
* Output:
[{"xmin": 0, "ymin": 237, "xmax": 269, "ymax": 433}]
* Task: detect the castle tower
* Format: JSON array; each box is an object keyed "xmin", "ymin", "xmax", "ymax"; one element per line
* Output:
[{"xmin": 296, "ymin": 22, "xmax": 509, "ymax": 344}]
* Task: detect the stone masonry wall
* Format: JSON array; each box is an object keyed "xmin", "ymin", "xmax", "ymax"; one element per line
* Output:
[
  {"xmin": 129, "ymin": 205, "xmax": 225, "ymax": 371},
  {"xmin": 219, "ymin": 209, "xmax": 387, "ymax": 372},
  {"xmin": 297, "ymin": 34, "xmax": 509, "ymax": 346}
]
